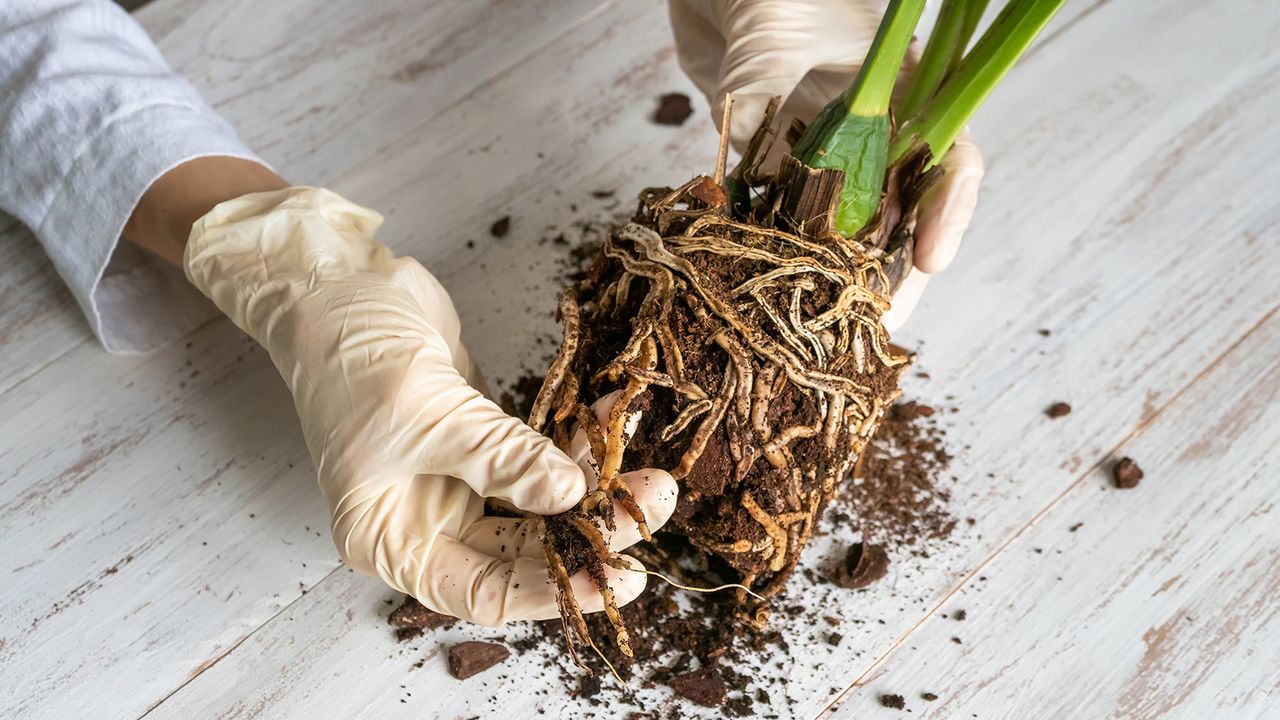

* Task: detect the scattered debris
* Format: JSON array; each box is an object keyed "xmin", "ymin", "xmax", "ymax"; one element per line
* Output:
[
  {"xmin": 652, "ymin": 92, "xmax": 693, "ymax": 125},
  {"xmin": 389, "ymin": 597, "xmax": 456, "ymax": 637},
  {"xmin": 670, "ymin": 667, "xmax": 727, "ymax": 707},
  {"xmin": 879, "ymin": 693, "xmax": 906, "ymax": 709},
  {"xmin": 832, "ymin": 542, "xmax": 891, "ymax": 589},
  {"xmin": 489, "ymin": 215, "xmax": 511, "ymax": 238},
  {"xmin": 1045, "ymin": 402, "xmax": 1072, "ymax": 418},
  {"xmin": 447, "ymin": 641, "xmax": 510, "ymax": 679},
  {"xmin": 1112, "ymin": 457, "xmax": 1144, "ymax": 489}
]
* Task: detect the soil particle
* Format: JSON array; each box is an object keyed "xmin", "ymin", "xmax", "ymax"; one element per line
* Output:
[
  {"xmin": 670, "ymin": 666, "xmax": 727, "ymax": 707},
  {"xmin": 490, "ymin": 216, "xmax": 511, "ymax": 238},
  {"xmin": 389, "ymin": 597, "xmax": 456, "ymax": 636},
  {"xmin": 829, "ymin": 400, "xmax": 956, "ymax": 550},
  {"xmin": 447, "ymin": 641, "xmax": 510, "ymax": 679},
  {"xmin": 832, "ymin": 542, "xmax": 890, "ymax": 589},
  {"xmin": 953, "ymin": 609, "xmax": 967, "ymax": 621},
  {"xmin": 1046, "ymin": 402, "xmax": 1072, "ymax": 418},
  {"xmin": 892, "ymin": 401, "xmax": 935, "ymax": 421},
  {"xmin": 921, "ymin": 692, "xmax": 938, "ymax": 701},
  {"xmin": 653, "ymin": 92, "xmax": 693, "ymax": 126},
  {"xmin": 1112, "ymin": 457, "xmax": 1144, "ymax": 488},
  {"xmin": 879, "ymin": 693, "xmax": 906, "ymax": 709}
]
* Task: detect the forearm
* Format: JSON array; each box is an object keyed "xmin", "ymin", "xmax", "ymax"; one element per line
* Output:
[
  {"xmin": 0, "ymin": 0, "xmax": 264, "ymax": 351},
  {"xmin": 123, "ymin": 157, "xmax": 288, "ymax": 265}
]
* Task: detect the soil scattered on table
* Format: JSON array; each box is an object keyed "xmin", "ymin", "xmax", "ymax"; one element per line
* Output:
[
  {"xmin": 652, "ymin": 92, "xmax": 693, "ymax": 126},
  {"xmin": 388, "ymin": 203, "xmax": 962, "ymax": 717},
  {"xmin": 489, "ymin": 215, "xmax": 511, "ymax": 238},
  {"xmin": 389, "ymin": 596, "xmax": 456, "ymax": 642},
  {"xmin": 448, "ymin": 641, "xmax": 511, "ymax": 679},
  {"xmin": 670, "ymin": 666, "xmax": 728, "ymax": 707},
  {"xmin": 1112, "ymin": 457, "xmax": 1144, "ymax": 488},
  {"xmin": 387, "ymin": 390, "xmax": 958, "ymax": 716},
  {"xmin": 1045, "ymin": 402, "xmax": 1072, "ymax": 418},
  {"xmin": 831, "ymin": 542, "xmax": 891, "ymax": 589},
  {"xmin": 826, "ymin": 400, "xmax": 956, "ymax": 551},
  {"xmin": 921, "ymin": 691, "xmax": 939, "ymax": 701},
  {"xmin": 879, "ymin": 693, "xmax": 906, "ymax": 709}
]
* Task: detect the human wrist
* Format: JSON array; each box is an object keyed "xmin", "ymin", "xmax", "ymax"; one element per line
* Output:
[{"xmin": 123, "ymin": 156, "xmax": 287, "ymax": 265}]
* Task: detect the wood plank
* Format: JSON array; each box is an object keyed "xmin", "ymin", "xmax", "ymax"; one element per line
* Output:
[
  {"xmin": 2, "ymin": 0, "xmax": 1276, "ymax": 718},
  {"xmin": 0, "ymin": 225, "xmax": 89, "ymax": 396},
  {"xmin": 132, "ymin": 0, "xmax": 1280, "ymax": 718},
  {"xmin": 133, "ymin": 0, "xmax": 608, "ymax": 184},
  {"xmin": 826, "ymin": 309, "xmax": 1280, "ymax": 718},
  {"xmin": 0, "ymin": 0, "xmax": 605, "ymax": 394}
]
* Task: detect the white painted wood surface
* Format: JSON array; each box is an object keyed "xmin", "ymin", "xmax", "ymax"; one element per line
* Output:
[{"xmin": 0, "ymin": 0, "xmax": 1276, "ymax": 718}]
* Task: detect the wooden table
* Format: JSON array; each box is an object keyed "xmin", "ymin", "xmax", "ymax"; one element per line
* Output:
[{"xmin": 2, "ymin": 1, "xmax": 1277, "ymax": 717}]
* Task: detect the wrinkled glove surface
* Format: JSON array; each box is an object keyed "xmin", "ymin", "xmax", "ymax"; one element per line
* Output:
[{"xmin": 186, "ymin": 187, "xmax": 677, "ymax": 625}]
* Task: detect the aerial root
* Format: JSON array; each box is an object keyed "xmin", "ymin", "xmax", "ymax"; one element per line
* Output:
[
  {"xmin": 529, "ymin": 291, "xmax": 580, "ymax": 432},
  {"xmin": 536, "ymin": 140, "xmax": 912, "ymax": 657},
  {"xmin": 568, "ymin": 514, "xmax": 633, "ymax": 658}
]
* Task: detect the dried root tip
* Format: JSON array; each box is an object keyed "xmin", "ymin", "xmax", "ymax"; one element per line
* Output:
[
  {"xmin": 540, "ymin": 519, "xmax": 590, "ymax": 647},
  {"xmin": 568, "ymin": 515, "xmax": 634, "ymax": 658},
  {"xmin": 529, "ymin": 291, "xmax": 580, "ymax": 432}
]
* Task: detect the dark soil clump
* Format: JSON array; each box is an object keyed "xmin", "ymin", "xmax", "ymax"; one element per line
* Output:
[
  {"xmin": 447, "ymin": 641, "xmax": 510, "ymax": 679},
  {"xmin": 1046, "ymin": 401, "xmax": 1071, "ymax": 418},
  {"xmin": 653, "ymin": 93, "xmax": 693, "ymax": 126},
  {"xmin": 831, "ymin": 542, "xmax": 890, "ymax": 589},
  {"xmin": 670, "ymin": 666, "xmax": 728, "ymax": 707},
  {"xmin": 1113, "ymin": 457, "xmax": 1144, "ymax": 488},
  {"xmin": 490, "ymin": 215, "xmax": 511, "ymax": 238},
  {"xmin": 879, "ymin": 693, "xmax": 906, "ymax": 709},
  {"xmin": 389, "ymin": 597, "xmax": 456, "ymax": 640}
]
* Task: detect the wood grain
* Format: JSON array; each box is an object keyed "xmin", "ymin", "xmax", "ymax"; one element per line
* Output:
[
  {"xmin": 827, "ymin": 310, "xmax": 1280, "ymax": 719},
  {"xmin": 0, "ymin": 0, "xmax": 1277, "ymax": 718}
]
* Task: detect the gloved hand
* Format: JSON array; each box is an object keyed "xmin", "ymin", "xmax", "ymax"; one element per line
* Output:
[
  {"xmin": 668, "ymin": 0, "xmax": 985, "ymax": 330},
  {"xmin": 184, "ymin": 187, "xmax": 678, "ymax": 625}
]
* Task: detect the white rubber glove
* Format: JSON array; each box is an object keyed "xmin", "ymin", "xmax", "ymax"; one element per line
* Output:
[
  {"xmin": 668, "ymin": 0, "xmax": 985, "ymax": 330},
  {"xmin": 184, "ymin": 187, "xmax": 678, "ymax": 625}
]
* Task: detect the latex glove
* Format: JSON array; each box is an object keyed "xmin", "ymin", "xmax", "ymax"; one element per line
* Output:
[
  {"xmin": 668, "ymin": 0, "xmax": 985, "ymax": 330},
  {"xmin": 184, "ymin": 187, "xmax": 678, "ymax": 625}
]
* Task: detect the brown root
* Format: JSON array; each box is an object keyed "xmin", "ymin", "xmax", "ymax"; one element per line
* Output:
[{"xmin": 529, "ymin": 101, "xmax": 931, "ymax": 666}]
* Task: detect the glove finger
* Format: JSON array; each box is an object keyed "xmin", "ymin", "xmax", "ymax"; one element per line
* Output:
[
  {"xmin": 667, "ymin": 0, "xmax": 726, "ymax": 106},
  {"xmin": 712, "ymin": 2, "xmax": 878, "ymax": 152},
  {"xmin": 463, "ymin": 466, "xmax": 679, "ymax": 561},
  {"xmin": 882, "ymin": 267, "xmax": 930, "ymax": 333},
  {"xmin": 913, "ymin": 131, "xmax": 984, "ymax": 273},
  {"xmin": 413, "ymin": 371, "xmax": 587, "ymax": 515},
  {"xmin": 586, "ymin": 468, "xmax": 679, "ymax": 552},
  {"xmin": 417, "ymin": 535, "xmax": 647, "ymax": 626}
]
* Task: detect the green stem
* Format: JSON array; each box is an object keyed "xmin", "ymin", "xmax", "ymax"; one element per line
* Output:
[
  {"xmin": 955, "ymin": 0, "xmax": 993, "ymax": 64},
  {"xmin": 891, "ymin": 0, "xmax": 1066, "ymax": 165},
  {"xmin": 843, "ymin": 0, "xmax": 929, "ymax": 116},
  {"xmin": 792, "ymin": 0, "xmax": 926, "ymax": 235},
  {"xmin": 899, "ymin": 0, "xmax": 974, "ymax": 119}
]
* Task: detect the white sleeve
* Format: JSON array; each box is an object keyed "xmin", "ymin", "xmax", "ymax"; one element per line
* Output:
[{"xmin": 0, "ymin": 0, "xmax": 267, "ymax": 353}]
